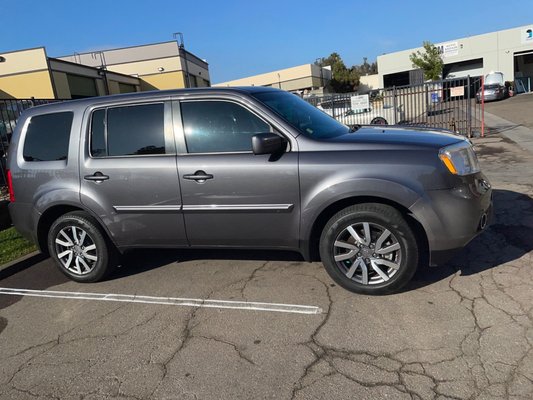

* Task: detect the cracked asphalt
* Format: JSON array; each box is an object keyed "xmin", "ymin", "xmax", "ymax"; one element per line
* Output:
[{"xmin": 1, "ymin": 133, "xmax": 533, "ymax": 399}]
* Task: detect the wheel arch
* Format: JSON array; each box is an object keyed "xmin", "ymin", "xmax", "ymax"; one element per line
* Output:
[
  {"xmin": 37, "ymin": 204, "xmax": 117, "ymax": 255},
  {"xmin": 302, "ymin": 195, "xmax": 429, "ymax": 265}
]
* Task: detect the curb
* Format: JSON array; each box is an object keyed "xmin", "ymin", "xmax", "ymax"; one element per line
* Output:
[
  {"xmin": 0, "ymin": 250, "xmax": 42, "ymax": 273},
  {"xmin": 483, "ymin": 111, "xmax": 533, "ymax": 154}
]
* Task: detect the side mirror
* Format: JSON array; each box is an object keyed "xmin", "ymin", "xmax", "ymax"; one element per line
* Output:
[{"xmin": 252, "ymin": 133, "xmax": 286, "ymax": 155}]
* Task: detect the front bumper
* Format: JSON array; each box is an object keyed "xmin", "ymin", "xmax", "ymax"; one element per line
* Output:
[{"xmin": 409, "ymin": 172, "xmax": 493, "ymax": 266}]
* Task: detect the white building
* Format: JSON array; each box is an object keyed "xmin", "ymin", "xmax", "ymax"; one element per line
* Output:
[{"xmin": 377, "ymin": 24, "xmax": 533, "ymax": 89}]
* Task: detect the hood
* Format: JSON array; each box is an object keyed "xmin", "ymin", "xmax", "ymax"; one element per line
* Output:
[{"xmin": 320, "ymin": 126, "xmax": 465, "ymax": 150}]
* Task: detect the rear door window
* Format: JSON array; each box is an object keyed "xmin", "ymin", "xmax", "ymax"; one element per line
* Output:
[
  {"xmin": 90, "ymin": 103, "xmax": 167, "ymax": 157},
  {"xmin": 23, "ymin": 112, "xmax": 73, "ymax": 162}
]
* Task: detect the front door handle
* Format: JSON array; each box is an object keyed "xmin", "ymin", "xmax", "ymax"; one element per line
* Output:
[
  {"xmin": 84, "ymin": 172, "xmax": 109, "ymax": 182},
  {"xmin": 183, "ymin": 170, "xmax": 213, "ymax": 182}
]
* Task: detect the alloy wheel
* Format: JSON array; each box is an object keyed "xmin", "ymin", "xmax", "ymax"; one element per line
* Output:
[
  {"xmin": 55, "ymin": 226, "xmax": 98, "ymax": 275},
  {"xmin": 333, "ymin": 222, "xmax": 401, "ymax": 285}
]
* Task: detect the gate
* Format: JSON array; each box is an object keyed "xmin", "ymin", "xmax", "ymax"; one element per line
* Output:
[{"xmin": 306, "ymin": 76, "xmax": 484, "ymax": 137}]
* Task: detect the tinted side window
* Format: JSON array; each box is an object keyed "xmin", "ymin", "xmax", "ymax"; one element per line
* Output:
[
  {"xmin": 23, "ymin": 112, "xmax": 73, "ymax": 162},
  {"xmin": 106, "ymin": 104, "xmax": 165, "ymax": 156},
  {"xmin": 181, "ymin": 101, "xmax": 270, "ymax": 153}
]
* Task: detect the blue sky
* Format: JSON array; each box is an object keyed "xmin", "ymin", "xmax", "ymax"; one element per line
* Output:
[{"xmin": 3, "ymin": 0, "xmax": 533, "ymax": 83}]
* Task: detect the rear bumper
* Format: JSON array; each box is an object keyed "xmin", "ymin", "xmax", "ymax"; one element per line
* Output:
[
  {"xmin": 8, "ymin": 202, "xmax": 40, "ymax": 246},
  {"xmin": 409, "ymin": 172, "xmax": 493, "ymax": 266}
]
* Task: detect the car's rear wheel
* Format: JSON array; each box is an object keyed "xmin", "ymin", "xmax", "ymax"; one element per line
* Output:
[
  {"xmin": 319, "ymin": 203, "xmax": 418, "ymax": 295},
  {"xmin": 48, "ymin": 211, "xmax": 115, "ymax": 282},
  {"xmin": 371, "ymin": 117, "xmax": 388, "ymax": 125}
]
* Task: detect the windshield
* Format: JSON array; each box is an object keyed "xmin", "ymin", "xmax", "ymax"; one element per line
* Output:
[
  {"xmin": 485, "ymin": 72, "xmax": 504, "ymax": 86},
  {"xmin": 253, "ymin": 91, "xmax": 351, "ymax": 139}
]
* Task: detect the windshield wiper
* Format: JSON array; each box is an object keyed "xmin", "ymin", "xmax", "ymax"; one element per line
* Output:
[{"xmin": 349, "ymin": 124, "xmax": 362, "ymax": 133}]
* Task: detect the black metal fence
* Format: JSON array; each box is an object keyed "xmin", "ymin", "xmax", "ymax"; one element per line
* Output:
[
  {"xmin": 0, "ymin": 99, "xmax": 58, "ymax": 191},
  {"xmin": 305, "ymin": 76, "xmax": 485, "ymax": 137}
]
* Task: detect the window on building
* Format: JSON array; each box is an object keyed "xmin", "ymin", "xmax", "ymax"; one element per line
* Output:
[
  {"xmin": 118, "ymin": 83, "xmax": 137, "ymax": 93},
  {"xmin": 90, "ymin": 103, "xmax": 166, "ymax": 157},
  {"xmin": 181, "ymin": 101, "xmax": 271, "ymax": 153},
  {"xmin": 23, "ymin": 112, "xmax": 73, "ymax": 162},
  {"xmin": 67, "ymin": 74, "xmax": 98, "ymax": 99}
]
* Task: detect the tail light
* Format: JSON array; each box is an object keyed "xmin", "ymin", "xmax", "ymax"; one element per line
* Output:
[{"xmin": 7, "ymin": 170, "xmax": 15, "ymax": 202}]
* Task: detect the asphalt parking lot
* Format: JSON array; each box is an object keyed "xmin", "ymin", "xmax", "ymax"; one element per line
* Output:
[
  {"xmin": 1, "ymin": 133, "xmax": 533, "ymax": 399},
  {"xmin": 484, "ymin": 93, "xmax": 533, "ymax": 130}
]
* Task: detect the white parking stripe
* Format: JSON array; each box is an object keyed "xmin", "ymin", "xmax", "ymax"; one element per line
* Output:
[{"xmin": 0, "ymin": 287, "xmax": 322, "ymax": 315}]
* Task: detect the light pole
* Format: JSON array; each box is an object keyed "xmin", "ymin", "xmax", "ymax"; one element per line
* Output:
[{"xmin": 173, "ymin": 32, "xmax": 191, "ymax": 88}]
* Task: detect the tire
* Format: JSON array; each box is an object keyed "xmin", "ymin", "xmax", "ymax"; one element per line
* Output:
[
  {"xmin": 319, "ymin": 203, "xmax": 418, "ymax": 295},
  {"xmin": 47, "ymin": 211, "xmax": 116, "ymax": 282},
  {"xmin": 370, "ymin": 117, "xmax": 388, "ymax": 125}
]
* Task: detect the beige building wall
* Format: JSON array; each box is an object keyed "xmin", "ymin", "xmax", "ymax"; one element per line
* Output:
[
  {"xmin": 359, "ymin": 74, "xmax": 379, "ymax": 93},
  {"xmin": 214, "ymin": 64, "xmax": 330, "ymax": 91},
  {"xmin": 0, "ymin": 70, "xmax": 54, "ymax": 99},
  {"xmin": 58, "ymin": 42, "xmax": 210, "ymax": 89},
  {"xmin": 108, "ymin": 56, "xmax": 182, "ymax": 76},
  {"xmin": 140, "ymin": 71, "xmax": 186, "ymax": 90},
  {"xmin": 0, "ymin": 48, "xmax": 49, "ymax": 75},
  {"xmin": 51, "ymin": 71, "xmax": 71, "ymax": 98},
  {"xmin": 0, "ymin": 48, "xmax": 55, "ymax": 98}
]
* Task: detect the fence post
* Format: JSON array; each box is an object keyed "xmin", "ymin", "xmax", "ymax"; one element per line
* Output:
[
  {"xmin": 392, "ymin": 86, "xmax": 397, "ymax": 124},
  {"xmin": 466, "ymin": 75, "xmax": 472, "ymax": 138}
]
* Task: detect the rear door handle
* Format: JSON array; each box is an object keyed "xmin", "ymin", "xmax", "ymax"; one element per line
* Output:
[
  {"xmin": 84, "ymin": 172, "xmax": 109, "ymax": 182},
  {"xmin": 183, "ymin": 170, "xmax": 213, "ymax": 182}
]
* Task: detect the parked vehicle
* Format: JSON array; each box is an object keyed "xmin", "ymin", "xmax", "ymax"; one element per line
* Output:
[
  {"xmin": 317, "ymin": 99, "xmax": 403, "ymax": 125},
  {"xmin": 7, "ymin": 88, "xmax": 492, "ymax": 294},
  {"xmin": 476, "ymin": 72, "xmax": 508, "ymax": 103},
  {"xmin": 337, "ymin": 104, "xmax": 405, "ymax": 125}
]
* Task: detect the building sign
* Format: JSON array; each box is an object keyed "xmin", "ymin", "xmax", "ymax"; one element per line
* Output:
[
  {"xmin": 350, "ymin": 94, "xmax": 369, "ymax": 111},
  {"xmin": 522, "ymin": 27, "xmax": 533, "ymax": 44},
  {"xmin": 437, "ymin": 42, "xmax": 459, "ymax": 58},
  {"xmin": 450, "ymin": 86, "xmax": 465, "ymax": 97}
]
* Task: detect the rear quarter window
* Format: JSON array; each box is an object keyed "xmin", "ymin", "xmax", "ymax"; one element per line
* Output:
[{"xmin": 23, "ymin": 112, "xmax": 73, "ymax": 162}]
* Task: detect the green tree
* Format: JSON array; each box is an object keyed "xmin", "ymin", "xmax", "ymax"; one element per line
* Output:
[
  {"xmin": 316, "ymin": 53, "xmax": 359, "ymax": 92},
  {"xmin": 409, "ymin": 42, "xmax": 443, "ymax": 81},
  {"xmin": 354, "ymin": 57, "xmax": 378, "ymax": 76}
]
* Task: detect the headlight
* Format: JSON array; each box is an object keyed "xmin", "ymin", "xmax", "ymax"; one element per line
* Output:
[{"xmin": 439, "ymin": 141, "xmax": 480, "ymax": 175}]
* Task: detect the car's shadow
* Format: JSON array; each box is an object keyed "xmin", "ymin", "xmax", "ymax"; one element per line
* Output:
[{"xmin": 110, "ymin": 248, "xmax": 304, "ymax": 280}]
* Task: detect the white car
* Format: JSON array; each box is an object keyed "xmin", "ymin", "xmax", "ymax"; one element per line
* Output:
[
  {"xmin": 337, "ymin": 105, "xmax": 405, "ymax": 125},
  {"xmin": 317, "ymin": 104, "xmax": 404, "ymax": 125}
]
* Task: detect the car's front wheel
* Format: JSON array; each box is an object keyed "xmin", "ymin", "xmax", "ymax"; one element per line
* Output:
[
  {"xmin": 48, "ymin": 211, "xmax": 115, "ymax": 282},
  {"xmin": 319, "ymin": 203, "xmax": 418, "ymax": 295}
]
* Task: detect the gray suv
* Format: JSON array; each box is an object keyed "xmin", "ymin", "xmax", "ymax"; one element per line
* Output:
[{"xmin": 7, "ymin": 88, "xmax": 492, "ymax": 295}]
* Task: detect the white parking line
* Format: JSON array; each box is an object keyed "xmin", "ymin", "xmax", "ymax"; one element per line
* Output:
[{"xmin": 0, "ymin": 287, "xmax": 322, "ymax": 315}]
